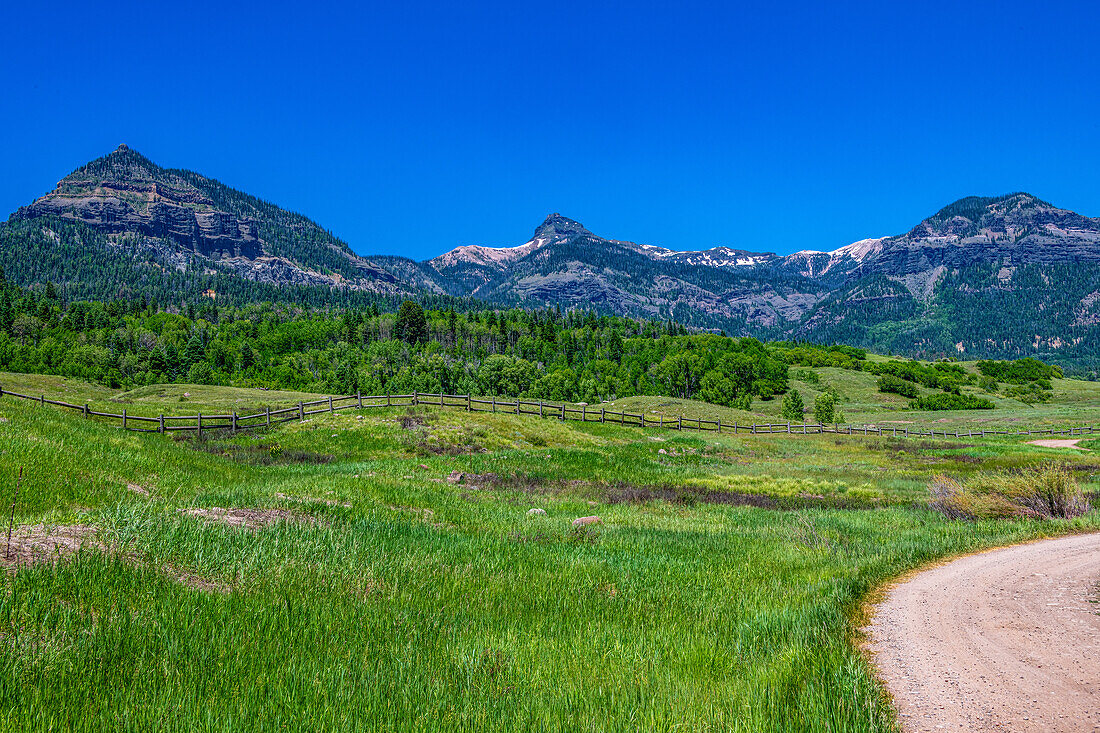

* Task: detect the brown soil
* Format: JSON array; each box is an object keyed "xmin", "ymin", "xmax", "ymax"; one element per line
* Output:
[
  {"xmin": 1028, "ymin": 439, "xmax": 1088, "ymax": 450},
  {"xmin": 462, "ymin": 473, "xmax": 876, "ymax": 510},
  {"xmin": 602, "ymin": 484, "xmax": 779, "ymax": 508},
  {"xmin": 2, "ymin": 523, "xmax": 230, "ymax": 594},
  {"xmin": 0, "ymin": 524, "xmax": 100, "ymax": 572},
  {"xmin": 865, "ymin": 532, "xmax": 1100, "ymax": 732},
  {"xmin": 181, "ymin": 507, "xmax": 316, "ymax": 529}
]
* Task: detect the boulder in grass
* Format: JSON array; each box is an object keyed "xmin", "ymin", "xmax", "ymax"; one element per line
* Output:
[
  {"xmin": 527, "ymin": 508, "xmax": 547, "ymax": 517},
  {"xmin": 447, "ymin": 470, "xmax": 466, "ymax": 484},
  {"xmin": 572, "ymin": 516, "xmax": 601, "ymax": 528}
]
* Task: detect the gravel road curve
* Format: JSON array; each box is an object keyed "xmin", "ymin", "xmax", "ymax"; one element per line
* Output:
[{"xmin": 865, "ymin": 532, "xmax": 1100, "ymax": 732}]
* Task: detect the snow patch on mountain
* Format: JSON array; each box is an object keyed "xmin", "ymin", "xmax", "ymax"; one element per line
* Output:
[{"xmin": 431, "ymin": 237, "xmax": 547, "ymax": 269}]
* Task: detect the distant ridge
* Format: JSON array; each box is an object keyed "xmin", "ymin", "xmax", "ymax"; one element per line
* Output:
[{"xmin": 2, "ymin": 146, "xmax": 1100, "ymax": 366}]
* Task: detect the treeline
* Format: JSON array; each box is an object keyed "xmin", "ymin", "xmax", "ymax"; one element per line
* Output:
[
  {"xmin": 0, "ymin": 275, "xmax": 1069, "ymax": 411},
  {"xmin": 0, "ymin": 278, "xmax": 812, "ymax": 407}
]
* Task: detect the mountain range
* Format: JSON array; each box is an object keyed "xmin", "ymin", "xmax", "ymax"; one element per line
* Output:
[{"xmin": 3, "ymin": 145, "xmax": 1099, "ymax": 368}]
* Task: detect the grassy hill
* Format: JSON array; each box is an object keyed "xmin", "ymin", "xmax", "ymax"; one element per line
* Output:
[
  {"xmin": 608, "ymin": 361, "xmax": 1100, "ymax": 429},
  {"xmin": 0, "ymin": 375, "xmax": 1097, "ymax": 730}
]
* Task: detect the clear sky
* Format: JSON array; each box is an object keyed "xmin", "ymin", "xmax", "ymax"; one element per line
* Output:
[{"xmin": 2, "ymin": 1, "xmax": 1098, "ymax": 260}]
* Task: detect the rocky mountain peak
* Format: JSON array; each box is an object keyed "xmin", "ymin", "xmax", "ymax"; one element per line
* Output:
[
  {"xmin": 532, "ymin": 213, "xmax": 590, "ymax": 241},
  {"xmin": 58, "ymin": 144, "xmax": 176, "ymax": 192}
]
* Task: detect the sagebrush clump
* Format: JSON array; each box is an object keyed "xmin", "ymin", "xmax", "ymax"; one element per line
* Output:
[{"xmin": 929, "ymin": 464, "xmax": 1090, "ymax": 520}]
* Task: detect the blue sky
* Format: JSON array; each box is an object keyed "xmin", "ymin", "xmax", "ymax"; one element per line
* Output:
[{"xmin": 2, "ymin": 1, "xmax": 1098, "ymax": 260}]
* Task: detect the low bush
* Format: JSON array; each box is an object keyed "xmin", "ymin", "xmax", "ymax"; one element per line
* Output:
[
  {"xmin": 791, "ymin": 368, "xmax": 821, "ymax": 385},
  {"xmin": 1004, "ymin": 382, "xmax": 1053, "ymax": 404},
  {"xmin": 929, "ymin": 464, "xmax": 1091, "ymax": 520},
  {"xmin": 878, "ymin": 374, "xmax": 919, "ymax": 398}
]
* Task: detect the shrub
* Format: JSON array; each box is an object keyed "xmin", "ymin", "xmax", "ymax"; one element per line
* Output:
[
  {"xmin": 1004, "ymin": 382, "xmax": 1053, "ymax": 404},
  {"xmin": 781, "ymin": 390, "xmax": 805, "ymax": 421},
  {"xmin": 878, "ymin": 374, "xmax": 919, "ymax": 398},
  {"xmin": 912, "ymin": 393, "xmax": 994, "ymax": 411},
  {"xmin": 813, "ymin": 392, "xmax": 842, "ymax": 424},
  {"xmin": 792, "ymin": 368, "xmax": 820, "ymax": 385},
  {"xmin": 928, "ymin": 464, "xmax": 1090, "ymax": 520},
  {"xmin": 977, "ymin": 357, "xmax": 1062, "ymax": 384}
]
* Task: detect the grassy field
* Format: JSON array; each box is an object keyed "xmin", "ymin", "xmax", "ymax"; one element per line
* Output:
[
  {"xmin": 604, "ymin": 366, "xmax": 1100, "ymax": 430},
  {"xmin": 0, "ymin": 374, "xmax": 1098, "ymax": 731}
]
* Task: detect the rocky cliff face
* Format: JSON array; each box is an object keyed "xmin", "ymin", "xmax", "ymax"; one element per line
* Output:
[
  {"xmin": 427, "ymin": 213, "xmax": 823, "ymax": 331},
  {"xmin": 19, "ymin": 145, "xmax": 264, "ymax": 261},
  {"xmin": 859, "ymin": 193, "xmax": 1100, "ymax": 277},
  {"xmin": 426, "ymin": 196, "xmax": 1100, "ymax": 364},
  {"xmin": 10, "ymin": 145, "xmax": 423, "ymax": 295}
]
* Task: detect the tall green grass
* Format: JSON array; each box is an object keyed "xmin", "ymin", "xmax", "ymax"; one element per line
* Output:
[{"xmin": 0, "ymin": 387, "xmax": 1097, "ymax": 731}]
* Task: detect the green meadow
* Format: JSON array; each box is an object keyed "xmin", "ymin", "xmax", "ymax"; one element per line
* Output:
[{"xmin": 0, "ymin": 371, "xmax": 1098, "ymax": 731}]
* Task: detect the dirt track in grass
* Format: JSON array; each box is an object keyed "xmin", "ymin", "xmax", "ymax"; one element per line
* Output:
[
  {"xmin": 865, "ymin": 532, "xmax": 1100, "ymax": 732},
  {"xmin": 1027, "ymin": 438, "xmax": 1088, "ymax": 449}
]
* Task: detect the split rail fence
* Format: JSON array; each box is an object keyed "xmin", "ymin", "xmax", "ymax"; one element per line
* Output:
[{"xmin": 0, "ymin": 386, "xmax": 1094, "ymax": 441}]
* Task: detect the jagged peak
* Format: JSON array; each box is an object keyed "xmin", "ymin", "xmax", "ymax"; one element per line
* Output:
[{"xmin": 532, "ymin": 213, "xmax": 591, "ymax": 240}]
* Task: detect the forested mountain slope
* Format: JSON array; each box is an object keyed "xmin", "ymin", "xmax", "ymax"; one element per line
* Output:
[{"xmin": 3, "ymin": 147, "xmax": 1100, "ymax": 368}]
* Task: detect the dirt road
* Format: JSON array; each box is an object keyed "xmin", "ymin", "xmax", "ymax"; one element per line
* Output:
[{"xmin": 865, "ymin": 532, "xmax": 1100, "ymax": 732}]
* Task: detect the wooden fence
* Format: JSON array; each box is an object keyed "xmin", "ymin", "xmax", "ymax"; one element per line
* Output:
[{"xmin": 0, "ymin": 386, "xmax": 1095, "ymax": 441}]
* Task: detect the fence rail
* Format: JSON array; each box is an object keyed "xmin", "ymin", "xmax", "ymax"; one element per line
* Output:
[{"xmin": 0, "ymin": 386, "xmax": 1094, "ymax": 441}]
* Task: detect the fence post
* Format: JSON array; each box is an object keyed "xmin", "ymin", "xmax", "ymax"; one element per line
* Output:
[
  {"xmin": 467, "ymin": 394, "xmax": 471, "ymax": 411},
  {"xmin": 266, "ymin": 406, "xmax": 271, "ymax": 428},
  {"xmin": 159, "ymin": 414, "xmax": 165, "ymax": 434},
  {"xmin": 122, "ymin": 409, "xmax": 127, "ymax": 430},
  {"xmin": 40, "ymin": 394, "xmax": 44, "ymax": 407},
  {"xmin": 328, "ymin": 396, "xmax": 334, "ymax": 414},
  {"xmin": 413, "ymin": 391, "xmax": 419, "ymax": 406},
  {"xmin": 718, "ymin": 418, "xmax": 722, "ymax": 433},
  {"xmin": 678, "ymin": 415, "xmax": 682, "ymax": 431},
  {"xmin": 492, "ymin": 397, "xmax": 496, "ymax": 413},
  {"xmin": 84, "ymin": 403, "xmax": 89, "ymax": 418},
  {"xmin": 787, "ymin": 421, "xmax": 791, "ymax": 434},
  {"xmin": 582, "ymin": 405, "xmax": 586, "ymax": 422},
  {"xmin": 387, "ymin": 394, "xmax": 391, "ymax": 407},
  {"xmin": 357, "ymin": 391, "xmax": 362, "ymax": 409},
  {"xmin": 232, "ymin": 412, "xmax": 238, "ymax": 433},
  {"xmin": 601, "ymin": 407, "xmax": 605, "ymax": 423},
  {"xmin": 197, "ymin": 412, "xmax": 203, "ymax": 439},
  {"xmin": 539, "ymin": 400, "xmax": 544, "ymax": 418},
  {"xmin": 561, "ymin": 404, "xmax": 565, "ymax": 421},
  {"xmin": 299, "ymin": 401, "xmax": 304, "ymax": 421}
]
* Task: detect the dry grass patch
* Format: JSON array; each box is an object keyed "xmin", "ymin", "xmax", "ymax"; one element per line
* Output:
[
  {"xmin": 930, "ymin": 463, "xmax": 1091, "ymax": 520},
  {"xmin": 274, "ymin": 492, "xmax": 351, "ymax": 508},
  {"xmin": 162, "ymin": 563, "xmax": 232, "ymax": 594}
]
